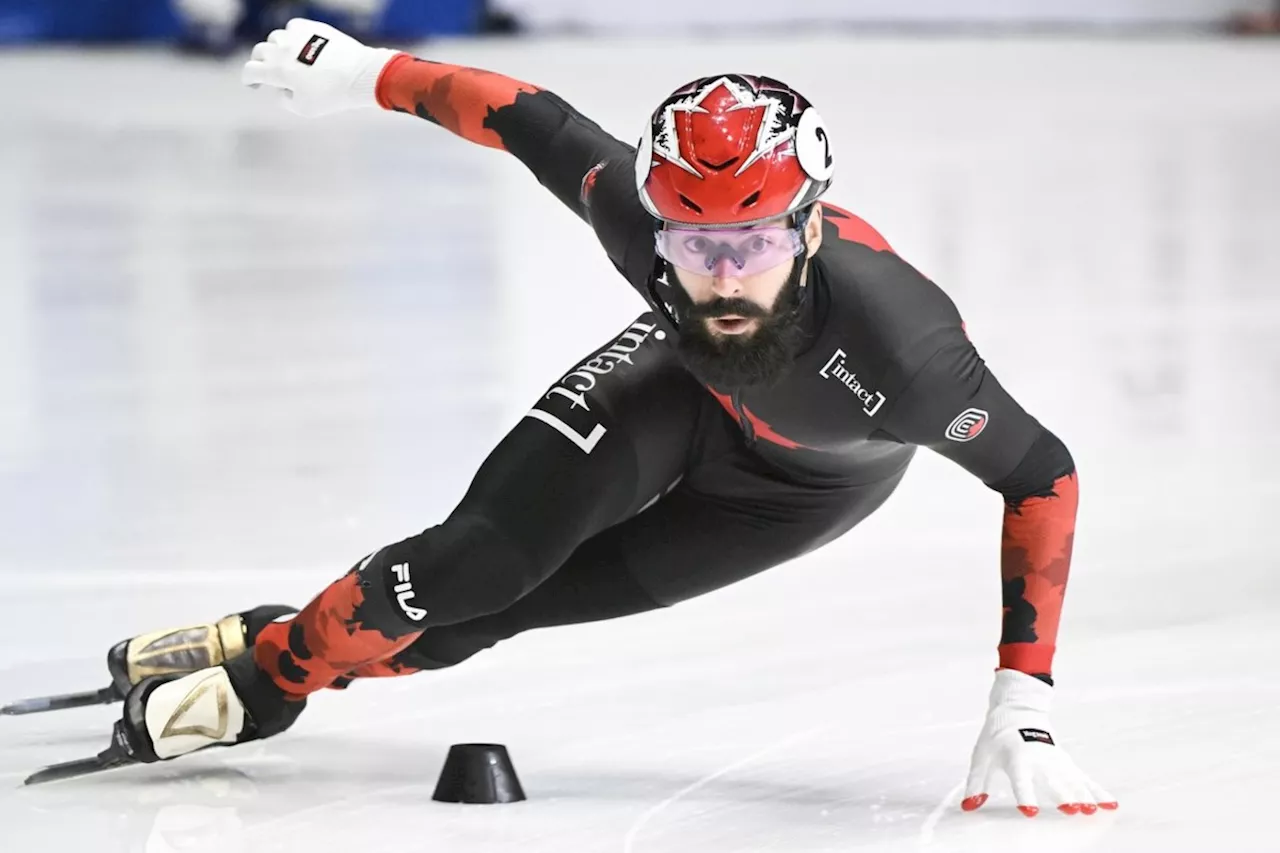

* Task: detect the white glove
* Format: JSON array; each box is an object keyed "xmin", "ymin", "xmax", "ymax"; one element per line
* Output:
[
  {"xmin": 240, "ymin": 18, "xmax": 402, "ymax": 118},
  {"xmin": 962, "ymin": 669, "xmax": 1118, "ymax": 817}
]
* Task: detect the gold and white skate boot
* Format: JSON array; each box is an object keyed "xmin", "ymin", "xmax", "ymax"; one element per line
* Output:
[
  {"xmin": 131, "ymin": 667, "xmax": 250, "ymax": 760},
  {"xmin": 22, "ymin": 652, "xmax": 306, "ymax": 784},
  {"xmin": 1, "ymin": 605, "xmax": 296, "ymax": 716},
  {"xmin": 106, "ymin": 605, "xmax": 297, "ymax": 697}
]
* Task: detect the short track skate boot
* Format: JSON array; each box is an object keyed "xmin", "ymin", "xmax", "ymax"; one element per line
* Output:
[
  {"xmin": 107, "ymin": 605, "xmax": 299, "ymax": 698},
  {"xmin": 22, "ymin": 652, "xmax": 306, "ymax": 784},
  {"xmin": 1, "ymin": 605, "xmax": 296, "ymax": 717},
  {"xmin": 127, "ymin": 649, "xmax": 306, "ymax": 761},
  {"xmin": 122, "ymin": 668, "xmax": 255, "ymax": 763}
]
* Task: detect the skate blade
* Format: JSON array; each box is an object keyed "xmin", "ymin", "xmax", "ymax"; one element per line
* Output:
[
  {"xmin": 24, "ymin": 754, "xmax": 124, "ymax": 786},
  {"xmin": 1, "ymin": 687, "xmax": 120, "ymax": 716},
  {"xmin": 24, "ymin": 722, "xmax": 139, "ymax": 786}
]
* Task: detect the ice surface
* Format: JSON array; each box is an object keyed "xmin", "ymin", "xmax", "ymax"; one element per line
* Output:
[{"xmin": 0, "ymin": 35, "xmax": 1276, "ymax": 853}]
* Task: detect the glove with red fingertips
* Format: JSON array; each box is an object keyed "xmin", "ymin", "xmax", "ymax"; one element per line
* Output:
[{"xmin": 962, "ymin": 668, "xmax": 1118, "ymax": 818}]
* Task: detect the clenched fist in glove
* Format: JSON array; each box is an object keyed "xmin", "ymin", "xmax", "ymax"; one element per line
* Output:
[
  {"xmin": 963, "ymin": 669, "xmax": 1118, "ymax": 817},
  {"xmin": 241, "ymin": 18, "xmax": 402, "ymax": 117}
]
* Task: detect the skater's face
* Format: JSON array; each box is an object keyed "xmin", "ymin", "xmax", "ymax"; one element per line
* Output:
[
  {"xmin": 662, "ymin": 206, "xmax": 825, "ymax": 389},
  {"xmin": 664, "ymin": 207, "xmax": 824, "ymax": 340}
]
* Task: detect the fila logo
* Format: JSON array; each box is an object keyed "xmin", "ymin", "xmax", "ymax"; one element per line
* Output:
[
  {"xmin": 818, "ymin": 348, "xmax": 885, "ymax": 416},
  {"xmin": 391, "ymin": 563, "xmax": 427, "ymax": 622},
  {"xmin": 297, "ymin": 35, "xmax": 330, "ymax": 66},
  {"xmin": 945, "ymin": 407, "xmax": 988, "ymax": 442}
]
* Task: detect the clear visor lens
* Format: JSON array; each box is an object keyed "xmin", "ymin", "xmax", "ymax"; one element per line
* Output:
[{"xmin": 656, "ymin": 226, "xmax": 805, "ymax": 276}]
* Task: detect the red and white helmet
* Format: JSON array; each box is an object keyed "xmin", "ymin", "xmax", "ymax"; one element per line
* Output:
[{"xmin": 636, "ymin": 74, "xmax": 835, "ymax": 228}]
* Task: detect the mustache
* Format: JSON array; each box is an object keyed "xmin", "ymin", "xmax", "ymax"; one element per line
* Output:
[{"xmin": 683, "ymin": 297, "xmax": 770, "ymax": 321}]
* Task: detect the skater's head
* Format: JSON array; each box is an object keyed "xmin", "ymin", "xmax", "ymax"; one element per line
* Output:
[
  {"xmin": 636, "ymin": 73, "xmax": 834, "ymax": 388},
  {"xmin": 635, "ymin": 74, "xmax": 834, "ymax": 229}
]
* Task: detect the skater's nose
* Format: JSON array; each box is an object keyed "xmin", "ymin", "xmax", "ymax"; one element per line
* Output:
[{"xmin": 710, "ymin": 264, "xmax": 744, "ymax": 296}]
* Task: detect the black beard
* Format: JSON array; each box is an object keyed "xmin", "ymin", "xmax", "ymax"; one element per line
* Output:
[{"xmin": 672, "ymin": 271, "xmax": 806, "ymax": 391}]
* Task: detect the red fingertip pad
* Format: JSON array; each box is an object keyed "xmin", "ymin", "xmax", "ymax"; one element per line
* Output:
[
  {"xmin": 1099, "ymin": 801, "xmax": 1119, "ymax": 810},
  {"xmin": 961, "ymin": 794, "xmax": 988, "ymax": 811},
  {"xmin": 1080, "ymin": 803, "xmax": 1098, "ymax": 815},
  {"xmin": 1058, "ymin": 803, "xmax": 1081, "ymax": 815},
  {"xmin": 1018, "ymin": 805, "xmax": 1040, "ymax": 818}
]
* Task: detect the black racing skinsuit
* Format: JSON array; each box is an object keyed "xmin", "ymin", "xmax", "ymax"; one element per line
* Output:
[{"xmin": 253, "ymin": 57, "xmax": 1080, "ymax": 694}]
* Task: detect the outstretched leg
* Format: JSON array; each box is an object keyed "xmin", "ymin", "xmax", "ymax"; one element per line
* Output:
[
  {"xmin": 364, "ymin": 419, "xmax": 913, "ymax": 674},
  {"xmin": 109, "ymin": 313, "xmax": 716, "ymax": 767},
  {"xmin": 250, "ymin": 315, "xmax": 696, "ymax": 698}
]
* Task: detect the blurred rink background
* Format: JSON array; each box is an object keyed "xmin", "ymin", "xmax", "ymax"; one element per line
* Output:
[{"xmin": 0, "ymin": 1, "xmax": 1277, "ymax": 852}]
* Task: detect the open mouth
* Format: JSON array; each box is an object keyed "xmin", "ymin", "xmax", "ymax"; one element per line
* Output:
[{"xmin": 707, "ymin": 316, "xmax": 758, "ymax": 335}]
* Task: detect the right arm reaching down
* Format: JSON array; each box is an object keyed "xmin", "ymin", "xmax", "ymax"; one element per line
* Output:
[{"xmin": 242, "ymin": 19, "xmax": 641, "ymax": 231}]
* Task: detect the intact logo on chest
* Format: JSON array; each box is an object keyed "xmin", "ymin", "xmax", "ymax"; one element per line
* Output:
[{"xmin": 818, "ymin": 348, "xmax": 885, "ymax": 416}]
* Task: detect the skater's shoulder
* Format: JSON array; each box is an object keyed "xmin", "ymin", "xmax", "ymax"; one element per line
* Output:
[
  {"xmin": 813, "ymin": 204, "xmax": 955, "ymax": 318},
  {"xmin": 815, "ymin": 248, "xmax": 962, "ymax": 371}
]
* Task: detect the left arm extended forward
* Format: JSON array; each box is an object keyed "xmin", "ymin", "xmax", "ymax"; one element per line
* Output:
[{"xmin": 881, "ymin": 330, "xmax": 1078, "ymax": 684}]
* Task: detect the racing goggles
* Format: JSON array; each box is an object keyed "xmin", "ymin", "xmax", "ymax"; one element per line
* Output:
[{"xmin": 656, "ymin": 225, "xmax": 805, "ymax": 277}]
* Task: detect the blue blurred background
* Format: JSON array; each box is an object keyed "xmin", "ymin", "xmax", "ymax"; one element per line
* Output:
[
  {"xmin": 0, "ymin": 0, "xmax": 489, "ymax": 46},
  {"xmin": 2, "ymin": 0, "xmax": 1278, "ymax": 47}
]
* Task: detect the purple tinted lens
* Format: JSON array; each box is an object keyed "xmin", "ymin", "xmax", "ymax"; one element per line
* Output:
[{"xmin": 656, "ymin": 227, "xmax": 804, "ymax": 276}]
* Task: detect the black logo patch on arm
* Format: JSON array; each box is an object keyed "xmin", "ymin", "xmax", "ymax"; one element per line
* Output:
[
  {"xmin": 297, "ymin": 35, "xmax": 330, "ymax": 66},
  {"xmin": 945, "ymin": 407, "xmax": 988, "ymax": 442},
  {"xmin": 1018, "ymin": 728, "xmax": 1055, "ymax": 746}
]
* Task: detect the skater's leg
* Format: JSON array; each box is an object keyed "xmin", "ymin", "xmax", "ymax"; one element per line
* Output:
[
  {"xmin": 389, "ymin": 437, "xmax": 913, "ymax": 671},
  {"xmin": 385, "ymin": 533, "xmax": 665, "ymax": 670},
  {"xmin": 250, "ymin": 314, "xmax": 700, "ymax": 697},
  {"xmin": 300, "ymin": 535, "xmax": 658, "ymax": 680},
  {"xmin": 101, "ymin": 314, "xmax": 701, "ymax": 768}
]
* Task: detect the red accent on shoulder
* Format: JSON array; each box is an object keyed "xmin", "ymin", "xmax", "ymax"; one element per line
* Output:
[{"xmin": 821, "ymin": 203, "xmax": 895, "ymax": 254}]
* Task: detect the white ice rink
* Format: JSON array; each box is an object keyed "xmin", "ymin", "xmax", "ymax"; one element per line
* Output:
[{"xmin": 0, "ymin": 33, "xmax": 1277, "ymax": 853}]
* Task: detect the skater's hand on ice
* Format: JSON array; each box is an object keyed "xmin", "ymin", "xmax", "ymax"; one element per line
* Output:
[
  {"xmin": 241, "ymin": 18, "xmax": 402, "ymax": 117},
  {"xmin": 961, "ymin": 669, "xmax": 1117, "ymax": 817}
]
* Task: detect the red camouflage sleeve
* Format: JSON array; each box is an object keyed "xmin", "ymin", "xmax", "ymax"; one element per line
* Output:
[
  {"xmin": 881, "ymin": 327, "xmax": 1078, "ymax": 682},
  {"xmin": 373, "ymin": 54, "xmax": 657, "ymax": 291},
  {"xmin": 375, "ymin": 55, "xmax": 638, "ymax": 219},
  {"xmin": 375, "ymin": 54, "xmax": 541, "ymax": 151}
]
